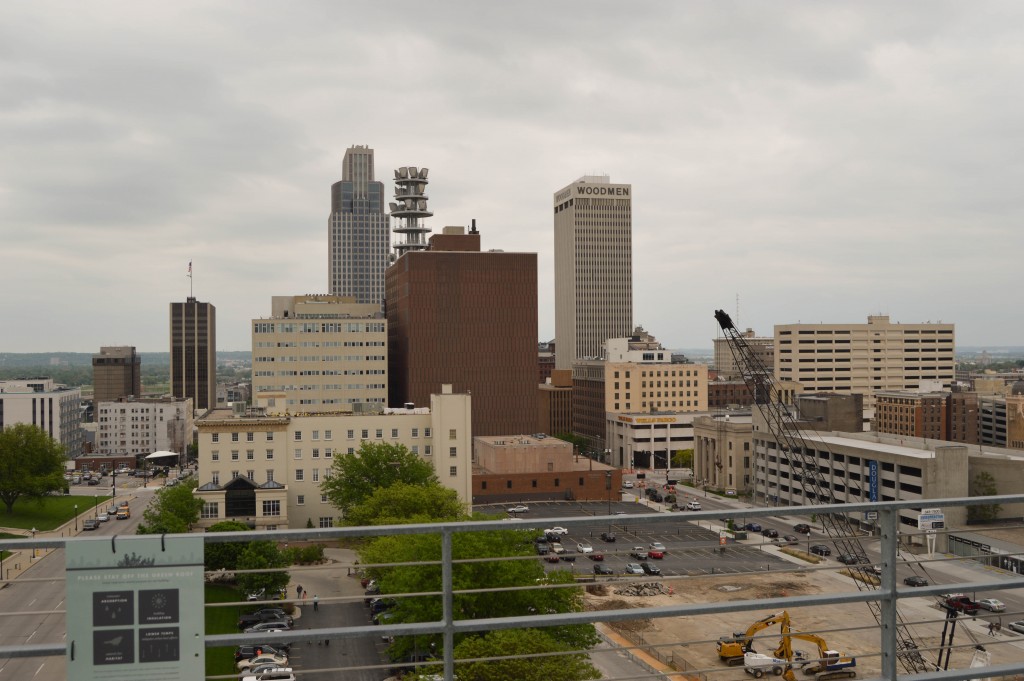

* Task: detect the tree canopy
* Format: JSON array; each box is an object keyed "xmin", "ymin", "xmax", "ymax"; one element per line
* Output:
[
  {"xmin": 320, "ymin": 441, "xmax": 437, "ymax": 515},
  {"xmin": 672, "ymin": 448, "xmax": 694, "ymax": 469},
  {"xmin": 344, "ymin": 482, "xmax": 465, "ymax": 526},
  {"xmin": 136, "ymin": 479, "xmax": 202, "ymax": 534},
  {"xmin": 204, "ymin": 520, "xmax": 251, "ymax": 571},
  {"xmin": 235, "ymin": 540, "xmax": 289, "ymax": 598},
  {"xmin": 452, "ymin": 628, "xmax": 600, "ymax": 681},
  {"xmin": 0, "ymin": 424, "xmax": 67, "ymax": 513}
]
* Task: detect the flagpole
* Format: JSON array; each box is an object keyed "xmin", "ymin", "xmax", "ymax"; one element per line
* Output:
[{"xmin": 187, "ymin": 260, "xmax": 193, "ymax": 298}]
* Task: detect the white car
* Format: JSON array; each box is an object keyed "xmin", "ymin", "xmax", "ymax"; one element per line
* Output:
[
  {"xmin": 576, "ymin": 542, "xmax": 593, "ymax": 554},
  {"xmin": 507, "ymin": 505, "xmax": 529, "ymax": 513},
  {"xmin": 649, "ymin": 542, "xmax": 666, "ymax": 552},
  {"xmin": 622, "ymin": 480, "xmax": 634, "ymax": 488},
  {"xmin": 237, "ymin": 653, "xmax": 290, "ymax": 671},
  {"xmin": 97, "ymin": 512, "xmax": 109, "ymax": 522},
  {"xmin": 977, "ymin": 598, "xmax": 1006, "ymax": 612},
  {"xmin": 685, "ymin": 501, "xmax": 702, "ymax": 511},
  {"xmin": 623, "ymin": 563, "xmax": 644, "ymax": 575},
  {"xmin": 544, "ymin": 527, "xmax": 568, "ymax": 536},
  {"xmin": 241, "ymin": 670, "xmax": 296, "ymax": 681}
]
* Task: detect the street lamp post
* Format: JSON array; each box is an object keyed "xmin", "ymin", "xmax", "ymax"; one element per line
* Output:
[
  {"xmin": 30, "ymin": 528, "xmax": 36, "ymax": 560},
  {"xmin": 74, "ymin": 505, "xmax": 78, "ymax": 531},
  {"xmin": 605, "ymin": 471, "xmax": 613, "ymax": 531},
  {"xmin": 94, "ymin": 493, "xmax": 98, "ymax": 517}
]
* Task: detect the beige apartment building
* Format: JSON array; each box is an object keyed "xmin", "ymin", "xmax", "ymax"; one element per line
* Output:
[
  {"xmin": 194, "ymin": 386, "xmax": 472, "ymax": 529},
  {"xmin": 96, "ymin": 396, "xmax": 194, "ymax": 458},
  {"xmin": 775, "ymin": 315, "xmax": 955, "ymax": 411},
  {"xmin": 553, "ymin": 175, "xmax": 632, "ymax": 371},
  {"xmin": 251, "ymin": 295, "xmax": 387, "ymax": 413}
]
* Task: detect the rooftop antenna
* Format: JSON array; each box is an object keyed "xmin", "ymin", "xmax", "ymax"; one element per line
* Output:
[
  {"xmin": 186, "ymin": 260, "xmax": 193, "ymax": 298},
  {"xmin": 391, "ymin": 166, "xmax": 432, "ymax": 256}
]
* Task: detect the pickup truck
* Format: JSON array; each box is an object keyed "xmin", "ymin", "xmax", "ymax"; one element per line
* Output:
[
  {"xmin": 944, "ymin": 594, "xmax": 980, "ymax": 615},
  {"xmin": 630, "ymin": 546, "xmax": 649, "ymax": 560}
]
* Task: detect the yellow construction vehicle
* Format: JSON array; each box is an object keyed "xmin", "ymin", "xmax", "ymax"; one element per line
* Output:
[
  {"xmin": 772, "ymin": 624, "xmax": 857, "ymax": 681},
  {"xmin": 717, "ymin": 611, "xmax": 791, "ymax": 667}
]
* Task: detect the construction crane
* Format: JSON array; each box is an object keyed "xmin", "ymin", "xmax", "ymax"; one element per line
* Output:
[
  {"xmin": 714, "ymin": 309, "xmax": 934, "ymax": 674},
  {"xmin": 718, "ymin": 611, "xmax": 792, "ymax": 667}
]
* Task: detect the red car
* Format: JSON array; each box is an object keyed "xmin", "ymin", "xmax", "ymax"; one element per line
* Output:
[
  {"xmin": 545, "ymin": 554, "xmax": 560, "ymax": 563},
  {"xmin": 588, "ymin": 552, "xmax": 604, "ymax": 561},
  {"xmin": 647, "ymin": 548, "xmax": 665, "ymax": 559}
]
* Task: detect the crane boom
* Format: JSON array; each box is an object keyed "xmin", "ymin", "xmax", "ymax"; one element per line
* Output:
[{"xmin": 714, "ymin": 309, "xmax": 934, "ymax": 674}]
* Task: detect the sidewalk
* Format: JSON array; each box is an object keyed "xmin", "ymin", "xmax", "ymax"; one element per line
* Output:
[{"xmin": 285, "ymin": 547, "xmax": 362, "ymax": 621}]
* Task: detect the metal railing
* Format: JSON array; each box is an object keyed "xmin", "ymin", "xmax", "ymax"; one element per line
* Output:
[{"xmin": 2, "ymin": 495, "xmax": 1024, "ymax": 680}]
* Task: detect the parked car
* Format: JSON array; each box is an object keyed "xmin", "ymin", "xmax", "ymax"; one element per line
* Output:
[
  {"xmin": 640, "ymin": 562, "xmax": 662, "ymax": 576},
  {"xmin": 685, "ymin": 501, "xmax": 702, "ymax": 511},
  {"xmin": 903, "ymin": 575, "xmax": 928, "ymax": 587},
  {"xmin": 761, "ymin": 528, "xmax": 779, "ymax": 538},
  {"xmin": 96, "ymin": 512, "xmax": 109, "ymax": 522},
  {"xmin": 623, "ymin": 563, "xmax": 644, "ymax": 575},
  {"xmin": 107, "ymin": 505, "xmax": 118, "ymax": 515},
  {"xmin": 549, "ymin": 542, "xmax": 565, "ymax": 555},
  {"xmin": 780, "ymin": 534, "xmax": 799, "ymax": 545},
  {"xmin": 944, "ymin": 594, "xmax": 980, "ymax": 615},
  {"xmin": 243, "ymin": 621, "xmax": 291, "ymax": 634},
  {"xmin": 241, "ymin": 667, "xmax": 295, "ymax": 681},
  {"xmin": 238, "ymin": 608, "xmax": 294, "ymax": 631},
  {"xmin": 600, "ymin": 532, "xmax": 617, "ymax": 543},
  {"xmin": 837, "ymin": 553, "xmax": 860, "ymax": 565},
  {"xmin": 577, "ymin": 542, "xmax": 594, "ymax": 554},
  {"xmin": 649, "ymin": 542, "xmax": 666, "ymax": 552},
  {"xmin": 1007, "ymin": 620, "xmax": 1024, "ymax": 635},
  {"xmin": 647, "ymin": 547, "xmax": 665, "ymax": 559},
  {"xmin": 744, "ymin": 523, "xmax": 763, "ymax": 532},
  {"xmin": 560, "ymin": 550, "xmax": 577, "ymax": 563},
  {"xmin": 544, "ymin": 527, "xmax": 568, "ymax": 536},
  {"xmin": 594, "ymin": 564, "xmax": 614, "ymax": 575},
  {"xmin": 234, "ymin": 644, "xmax": 289, "ymax": 663},
  {"xmin": 237, "ymin": 653, "xmax": 290, "ymax": 671},
  {"xmin": 622, "ymin": 480, "xmax": 634, "ymax": 488},
  {"xmin": 87, "ymin": 478, "xmax": 101, "ymax": 486},
  {"xmin": 588, "ymin": 552, "xmax": 604, "ymax": 561},
  {"xmin": 630, "ymin": 546, "xmax": 649, "ymax": 560},
  {"xmin": 536, "ymin": 543, "xmax": 550, "ymax": 556},
  {"xmin": 82, "ymin": 518, "xmax": 100, "ymax": 531},
  {"xmin": 115, "ymin": 509, "xmax": 130, "ymax": 519},
  {"xmin": 977, "ymin": 598, "xmax": 1006, "ymax": 612},
  {"xmin": 809, "ymin": 544, "xmax": 831, "ymax": 557},
  {"xmin": 545, "ymin": 553, "xmax": 560, "ymax": 563},
  {"xmin": 793, "ymin": 523, "xmax": 811, "ymax": 534},
  {"xmin": 507, "ymin": 505, "xmax": 529, "ymax": 513}
]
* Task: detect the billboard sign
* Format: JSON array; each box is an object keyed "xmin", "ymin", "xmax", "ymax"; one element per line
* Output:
[{"xmin": 868, "ymin": 460, "xmax": 878, "ymax": 502}]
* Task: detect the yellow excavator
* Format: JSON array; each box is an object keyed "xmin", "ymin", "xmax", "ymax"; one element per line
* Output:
[
  {"xmin": 771, "ymin": 623, "xmax": 857, "ymax": 681},
  {"xmin": 717, "ymin": 611, "xmax": 791, "ymax": 667}
]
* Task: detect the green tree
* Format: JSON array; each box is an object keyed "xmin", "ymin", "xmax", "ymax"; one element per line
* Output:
[
  {"xmin": 453, "ymin": 628, "xmax": 600, "ymax": 681},
  {"xmin": 968, "ymin": 471, "xmax": 1002, "ymax": 522},
  {"xmin": 321, "ymin": 441, "xmax": 436, "ymax": 515},
  {"xmin": 0, "ymin": 424, "xmax": 67, "ymax": 514},
  {"xmin": 235, "ymin": 540, "xmax": 289, "ymax": 598},
  {"xmin": 553, "ymin": 432, "xmax": 588, "ymax": 455},
  {"xmin": 672, "ymin": 448, "xmax": 694, "ymax": 469},
  {"xmin": 136, "ymin": 479, "xmax": 202, "ymax": 534},
  {"xmin": 204, "ymin": 520, "xmax": 251, "ymax": 571},
  {"xmin": 344, "ymin": 482, "xmax": 465, "ymax": 526}
]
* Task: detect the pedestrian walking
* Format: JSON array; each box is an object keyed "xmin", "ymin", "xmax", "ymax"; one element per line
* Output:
[
  {"xmin": 302, "ymin": 590, "xmax": 307, "ymax": 602},
  {"xmin": 313, "ymin": 594, "xmax": 319, "ymax": 612},
  {"xmin": 988, "ymin": 622, "xmax": 995, "ymax": 636},
  {"xmin": 296, "ymin": 585, "xmax": 303, "ymax": 598}
]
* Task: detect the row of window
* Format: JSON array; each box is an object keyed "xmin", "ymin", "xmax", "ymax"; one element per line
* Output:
[{"xmin": 254, "ymin": 322, "xmax": 385, "ymax": 334}]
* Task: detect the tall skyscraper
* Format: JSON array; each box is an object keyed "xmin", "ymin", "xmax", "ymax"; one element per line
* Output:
[
  {"xmin": 328, "ymin": 145, "xmax": 390, "ymax": 307},
  {"xmin": 386, "ymin": 226, "xmax": 538, "ymax": 437},
  {"xmin": 92, "ymin": 346, "xmax": 142, "ymax": 403},
  {"xmin": 553, "ymin": 175, "xmax": 633, "ymax": 370},
  {"xmin": 170, "ymin": 297, "xmax": 216, "ymax": 412}
]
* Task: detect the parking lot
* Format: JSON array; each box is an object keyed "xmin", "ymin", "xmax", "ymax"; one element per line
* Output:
[{"xmin": 478, "ymin": 500, "xmax": 789, "ymax": 578}]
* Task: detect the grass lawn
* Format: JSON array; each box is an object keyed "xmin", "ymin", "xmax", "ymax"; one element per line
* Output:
[
  {"xmin": 0, "ymin": 531, "xmax": 21, "ymax": 560},
  {"xmin": 206, "ymin": 583, "xmax": 245, "ymax": 678},
  {"xmin": 0, "ymin": 495, "xmax": 109, "ymax": 531}
]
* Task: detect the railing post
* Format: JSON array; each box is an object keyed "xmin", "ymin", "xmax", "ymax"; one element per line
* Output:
[
  {"xmin": 442, "ymin": 528, "xmax": 454, "ymax": 681},
  {"xmin": 879, "ymin": 508, "xmax": 898, "ymax": 680}
]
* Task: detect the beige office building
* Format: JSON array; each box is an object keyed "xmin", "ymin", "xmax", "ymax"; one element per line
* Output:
[
  {"xmin": 92, "ymin": 346, "xmax": 142, "ymax": 403},
  {"xmin": 251, "ymin": 295, "xmax": 387, "ymax": 413},
  {"xmin": 194, "ymin": 386, "xmax": 472, "ymax": 530},
  {"xmin": 553, "ymin": 175, "xmax": 632, "ymax": 371},
  {"xmin": 775, "ymin": 315, "xmax": 955, "ymax": 410},
  {"xmin": 713, "ymin": 330, "xmax": 773, "ymax": 380},
  {"xmin": 96, "ymin": 396, "xmax": 194, "ymax": 458}
]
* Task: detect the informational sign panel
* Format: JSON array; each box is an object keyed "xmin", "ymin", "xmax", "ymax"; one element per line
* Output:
[
  {"xmin": 918, "ymin": 509, "xmax": 946, "ymax": 530},
  {"xmin": 868, "ymin": 460, "xmax": 878, "ymax": 502},
  {"xmin": 66, "ymin": 536, "xmax": 205, "ymax": 680}
]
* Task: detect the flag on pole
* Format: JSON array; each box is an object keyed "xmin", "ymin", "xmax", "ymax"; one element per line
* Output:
[{"xmin": 187, "ymin": 261, "xmax": 192, "ymax": 278}]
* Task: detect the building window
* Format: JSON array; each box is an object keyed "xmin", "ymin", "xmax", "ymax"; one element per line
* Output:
[
  {"xmin": 325, "ymin": 430, "xmax": 332, "ymax": 440},
  {"xmin": 532, "ymin": 480, "xmax": 537, "ymax": 488},
  {"xmin": 266, "ymin": 470, "xmax": 274, "ymax": 482},
  {"xmin": 321, "ymin": 494, "xmax": 328, "ymax": 503},
  {"xmin": 246, "ymin": 470, "xmax": 255, "ymax": 480},
  {"xmin": 481, "ymin": 481, "xmax": 487, "ymax": 490},
  {"xmin": 449, "ymin": 447, "xmax": 457, "ymax": 457},
  {"xmin": 391, "ymin": 428, "xmax": 399, "ymax": 438},
  {"xmin": 201, "ymin": 502, "xmax": 219, "ymax": 519},
  {"xmin": 449, "ymin": 466, "xmax": 457, "ymax": 477},
  {"xmin": 294, "ymin": 449, "xmax": 302, "ymax": 459},
  {"xmin": 425, "ymin": 428, "xmax": 432, "ymax": 438},
  {"xmin": 246, "ymin": 449, "xmax": 254, "ymax": 460},
  {"xmin": 319, "ymin": 517, "xmax": 334, "ymax": 528},
  {"xmin": 375, "ymin": 429, "xmax": 383, "ymax": 438},
  {"xmin": 347, "ymin": 429, "xmax": 355, "ymax": 439},
  {"xmin": 312, "ymin": 469, "xmax": 320, "ymax": 482},
  {"xmin": 411, "ymin": 445, "xmax": 419, "ymax": 455},
  {"xmin": 297, "ymin": 495, "xmax": 305, "ymax": 505},
  {"xmin": 506, "ymin": 480, "xmax": 512, "ymax": 489},
  {"xmin": 266, "ymin": 449, "xmax": 274, "ymax": 460},
  {"xmin": 211, "ymin": 433, "xmax": 220, "ymax": 443},
  {"xmin": 361, "ymin": 429, "xmax": 368, "ymax": 439},
  {"xmin": 554, "ymin": 478, "xmax": 560, "ymax": 487},
  {"xmin": 295, "ymin": 469, "xmax": 304, "ymax": 482},
  {"xmin": 211, "ymin": 451, "xmax": 219, "ymax": 461},
  {"xmin": 312, "ymin": 430, "xmax": 320, "ymax": 441},
  {"xmin": 325, "ymin": 448, "xmax": 332, "ymax": 458},
  {"xmin": 425, "ymin": 445, "xmax": 432, "ymax": 455},
  {"xmin": 231, "ymin": 433, "xmax": 239, "ymax": 442},
  {"xmin": 266, "ymin": 432, "xmax": 274, "ymax": 441},
  {"xmin": 212, "ymin": 472, "xmax": 220, "ymax": 485},
  {"xmin": 449, "ymin": 429, "xmax": 457, "ymax": 440},
  {"xmin": 312, "ymin": 448, "xmax": 320, "ymax": 459},
  {"xmin": 294, "ymin": 431, "xmax": 302, "ymax": 441},
  {"xmin": 246, "ymin": 432, "xmax": 254, "ymax": 442},
  {"xmin": 262, "ymin": 500, "xmax": 281, "ymax": 516},
  {"xmin": 579, "ymin": 477, "xmax": 584, "ymax": 485},
  {"xmin": 412, "ymin": 428, "xmax": 419, "ymax": 438},
  {"xmin": 231, "ymin": 450, "xmax": 239, "ymax": 461}
]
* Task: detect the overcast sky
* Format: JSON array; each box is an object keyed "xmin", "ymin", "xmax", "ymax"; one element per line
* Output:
[{"xmin": 3, "ymin": 2, "xmax": 1022, "ymax": 353}]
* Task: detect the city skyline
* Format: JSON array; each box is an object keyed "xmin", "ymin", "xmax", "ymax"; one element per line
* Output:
[{"xmin": 3, "ymin": 3, "xmax": 1024, "ymax": 351}]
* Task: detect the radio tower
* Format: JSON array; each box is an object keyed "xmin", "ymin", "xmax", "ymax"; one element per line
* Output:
[{"xmin": 390, "ymin": 166, "xmax": 432, "ymax": 256}]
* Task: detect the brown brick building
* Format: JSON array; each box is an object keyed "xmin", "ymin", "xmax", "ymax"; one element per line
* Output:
[
  {"xmin": 539, "ymin": 369, "xmax": 572, "ymax": 436},
  {"xmin": 707, "ymin": 380, "xmax": 753, "ymax": 409},
  {"xmin": 386, "ymin": 227, "xmax": 538, "ymax": 437}
]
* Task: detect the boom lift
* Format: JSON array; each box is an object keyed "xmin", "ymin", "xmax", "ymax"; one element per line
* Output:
[
  {"xmin": 714, "ymin": 309, "xmax": 934, "ymax": 674},
  {"xmin": 718, "ymin": 611, "xmax": 791, "ymax": 666}
]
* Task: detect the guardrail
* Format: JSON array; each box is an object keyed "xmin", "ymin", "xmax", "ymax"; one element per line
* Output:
[{"xmin": 1, "ymin": 495, "xmax": 1024, "ymax": 680}]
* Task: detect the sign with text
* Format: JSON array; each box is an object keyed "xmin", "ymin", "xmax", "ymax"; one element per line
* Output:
[
  {"xmin": 66, "ymin": 535, "xmax": 205, "ymax": 680},
  {"xmin": 868, "ymin": 460, "xmax": 878, "ymax": 502}
]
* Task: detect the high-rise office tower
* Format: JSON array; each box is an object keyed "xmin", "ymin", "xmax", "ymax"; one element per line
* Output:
[
  {"xmin": 170, "ymin": 297, "xmax": 217, "ymax": 412},
  {"xmin": 553, "ymin": 175, "xmax": 633, "ymax": 370},
  {"xmin": 386, "ymin": 225, "xmax": 538, "ymax": 437},
  {"xmin": 92, "ymin": 346, "xmax": 142, "ymax": 403},
  {"xmin": 328, "ymin": 145, "xmax": 390, "ymax": 307}
]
